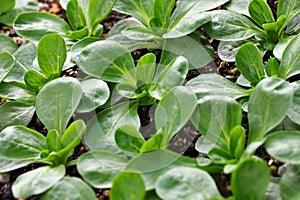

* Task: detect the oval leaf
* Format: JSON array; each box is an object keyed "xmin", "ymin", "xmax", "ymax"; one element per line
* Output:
[
  {"xmin": 0, "ymin": 34, "xmax": 18, "ymax": 54},
  {"xmin": 12, "ymin": 165, "xmax": 65, "ymax": 199},
  {"xmin": 77, "ymin": 150, "xmax": 128, "ymax": 188},
  {"xmin": 36, "ymin": 77, "xmax": 83, "ymax": 134},
  {"xmin": 156, "ymin": 166, "xmax": 222, "ymax": 200},
  {"xmin": 0, "ymin": 52, "xmax": 15, "ymax": 82},
  {"xmin": 280, "ymin": 165, "xmax": 300, "ymax": 200}
]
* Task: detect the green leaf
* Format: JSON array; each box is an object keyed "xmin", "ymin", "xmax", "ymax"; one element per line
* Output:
[
  {"xmin": 12, "ymin": 165, "xmax": 65, "ymax": 199},
  {"xmin": 155, "ymin": 86, "xmax": 197, "ymax": 145},
  {"xmin": 115, "ymin": 124, "xmax": 145, "ymax": 156},
  {"xmin": 153, "ymin": 0, "xmax": 175, "ymax": 27},
  {"xmin": 41, "ymin": 177, "xmax": 97, "ymax": 200},
  {"xmin": 218, "ymin": 40, "xmax": 252, "ymax": 62},
  {"xmin": 24, "ymin": 69, "xmax": 48, "ymax": 92},
  {"xmin": 225, "ymin": 0, "xmax": 250, "ymax": 16},
  {"xmin": 0, "ymin": 0, "xmax": 39, "ymax": 26},
  {"xmin": 77, "ymin": 150, "xmax": 127, "ymax": 188},
  {"xmin": 280, "ymin": 165, "xmax": 300, "ymax": 200},
  {"xmin": 204, "ymin": 10, "xmax": 264, "ymax": 41},
  {"xmin": 46, "ymin": 130, "xmax": 62, "ymax": 152},
  {"xmin": 66, "ymin": 27, "xmax": 89, "ymax": 40},
  {"xmin": 0, "ymin": 52, "xmax": 15, "ymax": 82},
  {"xmin": 248, "ymin": 0, "xmax": 275, "ymax": 27},
  {"xmin": 38, "ymin": 34, "xmax": 67, "ymax": 79},
  {"xmin": 122, "ymin": 26, "xmax": 162, "ymax": 41},
  {"xmin": 265, "ymin": 57, "xmax": 280, "ymax": 77},
  {"xmin": 0, "ymin": 0, "xmax": 15, "ymax": 13},
  {"xmin": 136, "ymin": 53, "xmax": 156, "ymax": 84},
  {"xmin": 70, "ymin": 37, "xmax": 101, "ymax": 63},
  {"xmin": 0, "ymin": 158, "xmax": 34, "ymax": 173},
  {"xmin": 0, "ymin": 82, "xmax": 36, "ymax": 105},
  {"xmin": 277, "ymin": 34, "xmax": 300, "ymax": 79},
  {"xmin": 14, "ymin": 12, "xmax": 71, "ymax": 43},
  {"xmin": 288, "ymin": 84, "xmax": 300, "ymax": 125},
  {"xmin": 231, "ymin": 157, "xmax": 270, "ymax": 200},
  {"xmin": 114, "ymin": 0, "xmax": 154, "ymax": 27},
  {"xmin": 0, "ymin": 125, "xmax": 46, "ymax": 160},
  {"xmin": 76, "ymin": 79, "xmax": 110, "ymax": 113},
  {"xmin": 66, "ymin": 0, "xmax": 87, "ymax": 30},
  {"xmin": 186, "ymin": 74, "xmax": 249, "ymax": 100},
  {"xmin": 265, "ymin": 177, "xmax": 281, "ymax": 200},
  {"xmin": 36, "ymin": 77, "xmax": 83, "ymax": 134},
  {"xmin": 273, "ymin": 36, "xmax": 295, "ymax": 61},
  {"xmin": 265, "ymin": 131, "xmax": 300, "ymax": 164},
  {"xmin": 88, "ymin": 0, "xmax": 116, "ymax": 35},
  {"xmin": 110, "ymin": 172, "xmax": 146, "ymax": 200},
  {"xmin": 0, "ymin": 102, "xmax": 35, "ymax": 131},
  {"xmin": 192, "ymin": 96, "xmax": 242, "ymax": 151},
  {"xmin": 140, "ymin": 133, "xmax": 164, "ymax": 153},
  {"xmin": 150, "ymin": 56, "xmax": 189, "ymax": 100},
  {"xmin": 161, "ymin": 34, "xmax": 214, "ymax": 69},
  {"xmin": 77, "ymin": 40, "xmax": 135, "ymax": 83},
  {"xmin": 156, "ymin": 166, "xmax": 222, "ymax": 200},
  {"xmin": 84, "ymin": 101, "xmax": 140, "ymax": 153},
  {"xmin": 168, "ymin": 0, "xmax": 229, "ymax": 33},
  {"xmin": 229, "ymin": 126, "xmax": 245, "ymax": 159},
  {"xmin": 0, "ymin": 34, "xmax": 18, "ymax": 54},
  {"xmin": 236, "ymin": 43, "xmax": 265, "ymax": 86},
  {"xmin": 248, "ymin": 78, "xmax": 294, "ymax": 143},
  {"xmin": 277, "ymin": 0, "xmax": 300, "ymax": 21},
  {"xmin": 61, "ymin": 120, "xmax": 86, "ymax": 149}
]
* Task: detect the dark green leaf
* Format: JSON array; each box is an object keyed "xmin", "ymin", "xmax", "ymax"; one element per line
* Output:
[
  {"xmin": 0, "ymin": 102, "xmax": 35, "ymax": 131},
  {"xmin": 115, "ymin": 124, "xmax": 145, "ymax": 156},
  {"xmin": 12, "ymin": 165, "xmax": 65, "ymax": 199},
  {"xmin": 155, "ymin": 86, "xmax": 197, "ymax": 144},
  {"xmin": 231, "ymin": 157, "xmax": 270, "ymax": 200},
  {"xmin": 265, "ymin": 57, "xmax": 280, "ymax": 77},
  {"xmin": 204, "ymin": 10, "xmax": 264, "ymax": 41},
  {"xmin": 41, "ymin": 177, "xmax": 97, "ymax": 200},
  {"xmin": 14, "ymin": 12, "xmax": 71, "ymax": 43},
  {"xmin": 229, "ymin": 126, "xmax": 245, "ymax": 159},
  {"xmin": 248, "ymin": 0, "xmax": 274, "ymax": 27},
  {"xmin": 277, "ymin": 34, "xmax": 300, "ymax": 79},
  {"xmin": 248, "ymin": 78, "xmax": 294, "ymax": 143},
  {"xmin": 65, "ymin": 27, "xmax": 89, "ymax": 40},
  {"xmin": 46, "ymin": 130, "xmax": 62, "ymax": 152},
  {"xmin": 280, "ymin": 165, "xmax": 300, "ymax": 200},
  {"xmin": 153, "ymin": 0, "xmax": 175, "ymax": 27},
  {"xmin": 77, "ymin": 150, "xmax": 127, "ymax": 188},
  {"xmin": 236, "ymin": 43, "xmax": 265, "ymax": 86},
  {"xmin": 156, "ymin": 166, "xmax": 222, "ymax": 200},
  {"xmin": 186, "ymin": 73, "xmax": 249, "ymax": 100},
  {"xmin": 0, "ymin": 34, "xmax": 18, "ymax": 54},
  {"xmin": 265, "ymin": 131, "xmax": 300, "ymax": 164},
  {"xmin": 37, "ymin": 34, "xmax": 67, "ymax": 79},
  {"xmin": 76, "ymin": 79, "xmax": 109, "ymax": 113},
  {"xmin": 0, "ymin": 0, "xmax": 15, "ymax": 13},
  {"xmin": 0, "ymin": 52, "xmax": 15, "ymax": 82},
  {"xmin": 110, "ymin": 172, "xmax": 145, "ymax": 200},
  {"xmin": 84, "ymin": 101, "xmax": 140, "ymax": 153},
  {"xmin": 36, "ymin": 77, "xmax": 83, "ymax": 134},
  {"xmin": 0, "ymin": 125, "xmax": 46, "ymax": 160},
  {"xmin": 66, "ymin": 0, "xmax": 87, "ymax": 30},
  {"xmin": 24, "ymin": 69, "xmax": 48, "ymax": 92},
  {"xmin": 77, "ymin": 40, "xmax": 135, "ymax": 83}
]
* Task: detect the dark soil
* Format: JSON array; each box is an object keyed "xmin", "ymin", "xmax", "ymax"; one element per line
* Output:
[{"xmin": 0, "ymin": 0, "xmax": 282, "ymax": 199}]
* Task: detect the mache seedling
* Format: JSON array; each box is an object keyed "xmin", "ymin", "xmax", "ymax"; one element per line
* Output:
[{"xmin": 204, "ymin": 0, "xmax": 300, "ymax": 61}]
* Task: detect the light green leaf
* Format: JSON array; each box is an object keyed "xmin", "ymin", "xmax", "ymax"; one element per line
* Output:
[
  {"xmin": 84, "ymin": 101, "xmax": 140, "ymax": 153},
  {"xmin": 153, "ymin": 0, "xmax": 175, "ymax": 27},
  {"xmin": 14, "ymin": 12, "xmax": 71, "ymax": 43},
  {"xmin": 110, "ymin": 172, "xmax": 145, "ymax": 200},
  {"xmin": 76, "ymin": 79, "xmax": 110, "ymax": 113},
  {"xmin": 277, "ymin": 0, "xmax": 300, "ymax": 21},
  {"xmin": 0, "ymin": 52, "xmax": 15, "ymax": 82},
  {"xmin": 0, "ymin": 34, "xmax": 18, "ymax": 54},
  {"xmin": 61, "ymin": 120, "xmax": 86, "ymax": 149},
  {"xmin": 38, "ymin": 34, "xmax": 66, "ymax": 79},
  {"xmin": 41, "ymin": 177, "xmax": 97, "ymax": 200},
  {"xmin": 236, "ymin": 43, "xmax": 265, "ymax": 86},
  {"xmin": 280, "ymin": 165, "xmax": 300, "ymax": 200},
  {"xmin": 273, "ymin": 36, "xmax": 295, "ymax": 61},
  {"xmin": 122, "ymin": 26, "xmax": 162, "ymax": 41},
  {"xmin": 248, "ymin": 78, "xmax": 294, "ymax": 143},
  {"xmin": 36, "ymin": 77, "xmax": 83, "ymax": 134},
  {"xmin": 186, "ymin": 73, "xmax": 249, "ymax": 100},
  {"xmin": 12, "ymin": 165, "xmax": 65, "ymax": 199},
  {"xmin": 140, "ymin": 133, "xmax": 164, "ymax": 153},
  {"xmin": 277, "ymin": 34, "xmax": 300, "ymax": 79},
  {"xmin": 287, "ymin": 83, "xmax": 300, "ymax": 125},
  {"xmin": 0, "ymin": 158, "xmax": 34, "ymax": 173},
  {"xmin": 231, "ymin": 157, "xmax": 270, "ymax": 200},
  {"xmin": 115, "ymin": 124, "xmax": 145, "ymax": 156},
  {"xmin": 77, "ymin": 40, "xmax": 135, "ymax": 83},
  {"xmin": 70, "ymin": 37, "xmax": 101, "ymax": 63},
  {"xmin": 265, "ymin": 131, "xmax": 300, "ymax": 164},
  {"xmin": 77, "ymin": 150, "xmax": 128, "ymax": 188},
  {"xmin": 156, "ymin": 166, "xmax": 222, "ymax": 200},
  {"xmin": 136, "ymin": 53, "xmax": 156, "ymax": 84},
  {"xmin": 24, "ymin": 69, "xmax": 48, "ymax": 92},
  {"xmin": 248, "ymin": 0, "xmax": 274, "ymax": 27},
  {"xmin": 46, "ymin": 130, "xmax": 62, "ymax": 152},
  {"xmin": 155, "ymin": 86, "xmax": 197, "ymax": 145},
  {"xmin": 204, "ymin": 10, "xmax": 264, "ymax": 41},
  {"xmin": 0, "ymin": 102, "xmax": 35, "ymax": 131},
  {"xmin": 0, "ymin": 125, "xmax": 46, "ymax": 160},
  {"xmin": 225, "ymin": 0, "xmax": 250, "ymax": 16}
]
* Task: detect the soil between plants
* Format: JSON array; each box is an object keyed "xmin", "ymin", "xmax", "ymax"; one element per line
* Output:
[{"xmin": 0, "ymin": 0, "xmax": 283, "ymax": 199}]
